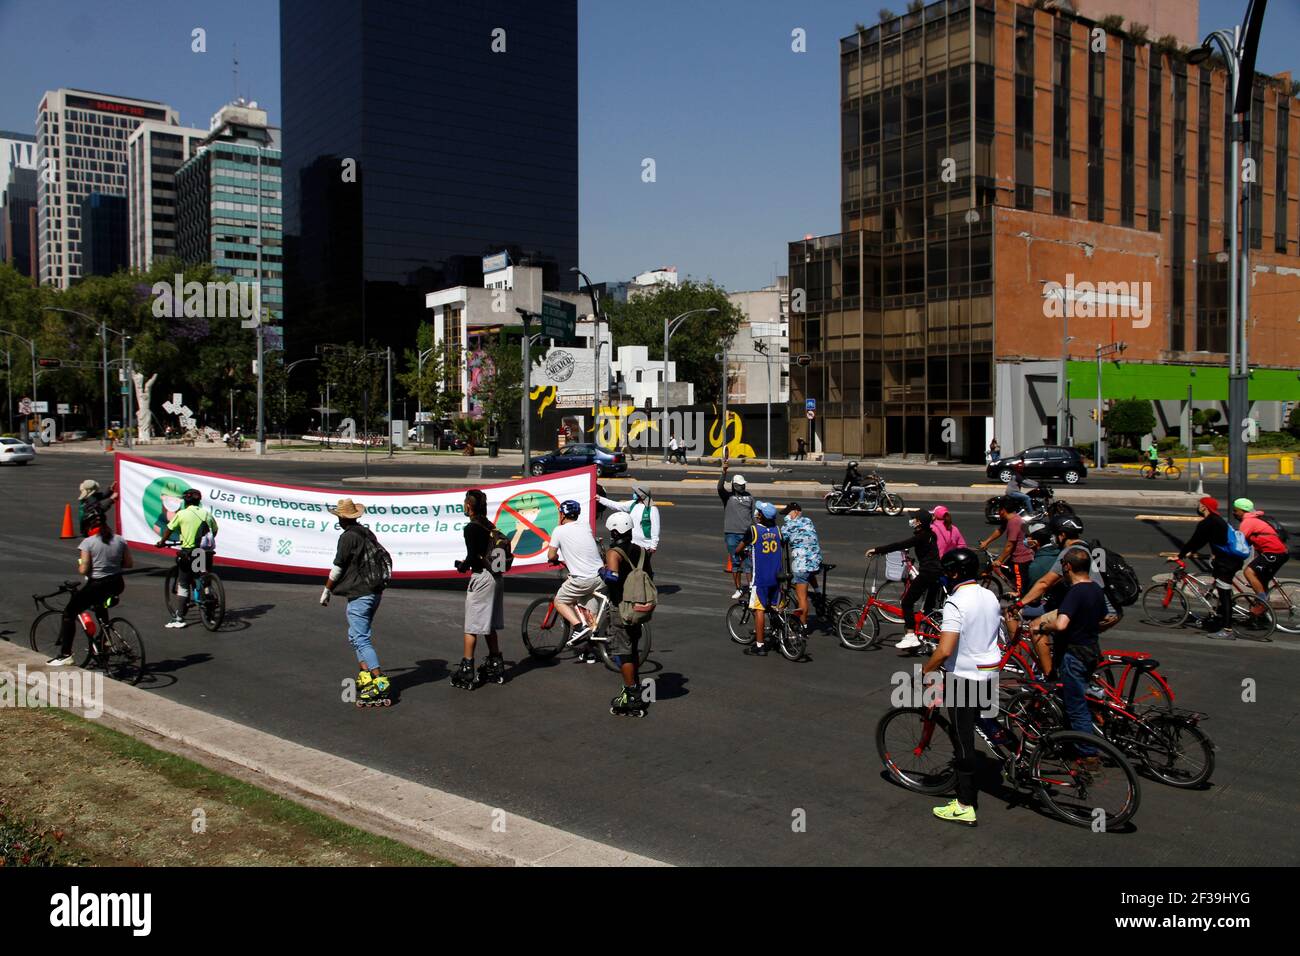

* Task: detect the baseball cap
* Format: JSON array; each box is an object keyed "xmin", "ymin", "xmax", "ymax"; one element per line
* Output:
[
  {"xmin": 1232, "ymin": 497, "xmax": 1254, "ymax": 512},
  {"xmin": 732, "ymin": 474, "xmax": 747, "ymax": 486},
  {"xmin": 758, "ymin": 501, "xmax": 778, "ymax": 520},
  {"xmin": 1198, "ymin": 496, "xmax": 1220, "ymax": 514},
  {"xmin": 79, "ymin": 479, "xmax": 100, "ymax": 499},
  {"xmin": 930, "ymin": 505, "xmax": 949, "ymax": 518},
  {"xmin": 779, "ymin": 502, "xmax": 803, "ymax": 515}
]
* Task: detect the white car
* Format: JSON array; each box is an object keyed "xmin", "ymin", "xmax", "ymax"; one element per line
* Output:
[{"xmin": 0, "ymin": 436, "xmax": 36, "ymax": 464}]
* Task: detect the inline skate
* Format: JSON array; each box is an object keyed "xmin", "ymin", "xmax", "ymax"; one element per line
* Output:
[{"xmin": 450, "ymin": 657, "xmax": 480, "ymax": 690}]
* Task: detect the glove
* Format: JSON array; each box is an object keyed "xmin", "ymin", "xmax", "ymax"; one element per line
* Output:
[
  {"xmin": 319, "ymin": 587, "xmax": 331, "ymax": 607},
  {"xmin": 454, "ymin": 559, "xmax": 467, "ymax": 573}
]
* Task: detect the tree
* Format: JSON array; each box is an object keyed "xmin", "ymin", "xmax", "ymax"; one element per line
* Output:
[
  {"xmin": 321, "ymin": 342, "xmax": 385, "ymax": 429},
  {"xmin": 396, "ymin": 323, "xmax": 455, "ymax": 426},
  {"xmin": 603, "ymin": 280, "xmax": 744, "ymax": 406},
  {"xmin": 1104, "ymin": 398, "xmax": 1156, "ymax": 448},
  {"xmin": 471, "ymin": 337, "xmax": 528, "ymax": 438}
]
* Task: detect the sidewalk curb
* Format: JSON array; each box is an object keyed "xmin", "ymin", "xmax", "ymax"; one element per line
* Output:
[{"xmin": 0, "ymin": 641, "xmax": 667, "ymax": 867}]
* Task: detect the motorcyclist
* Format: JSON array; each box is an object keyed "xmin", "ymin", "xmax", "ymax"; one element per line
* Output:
[{"xmin": 842, "ymin": 460, "xmax": 869, "ymax": 507}]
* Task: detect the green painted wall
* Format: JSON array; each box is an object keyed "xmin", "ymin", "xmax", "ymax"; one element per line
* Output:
[{"xmin": 1066, "ymin": 362, "xmax": 1300, "ymax": 401}]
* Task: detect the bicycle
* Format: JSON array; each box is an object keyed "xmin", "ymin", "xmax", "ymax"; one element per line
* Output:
[
  {"xmin": 29, "ymin": 581, "xmax": 146, "ymax": 685},
  {"xmin": 520, "ymin": 555, "xmax": 653, "ymax": 672},
  {"xmin": 858, "ymin": 551, "xmax": 912, "ymax": 625},
  {"xmin": 836, "ymin": 555, "xmax": 944, "ymax": 651},
  {"xmin": 973, "ymin": 547, "xmax": 1023, "ymax": 600},
  {"xmin": 161, "ymin": 543, "xmax": 227, "ymax": 631},
  {"xmin": 876, "ymin": 682, "xmax": 1142, "ymax": 829},
  {"xmin": 724, "ymin": 580, "xmax": 811, "ymax": 661},
  {"xmin": 1139, "ymin": 455, "xmax": 1181, "ymax": 480},
  {"xmin": 1142, "ymin": 556, "xmax": 1275, "ymax": 640}
]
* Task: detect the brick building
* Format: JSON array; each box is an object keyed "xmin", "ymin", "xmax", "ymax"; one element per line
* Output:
[{"xmin": 788, "ymin": 0, "xmax": 1300, "ymax": 459}]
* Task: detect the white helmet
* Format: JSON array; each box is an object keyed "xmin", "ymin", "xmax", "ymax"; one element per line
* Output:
[
  {"xmin": 606, "ymin": 512, "xmax": 633, "ymax": 534},
  {"xmin": 732, "ymin": 474, "xmax": 747, "ymax": 487}
]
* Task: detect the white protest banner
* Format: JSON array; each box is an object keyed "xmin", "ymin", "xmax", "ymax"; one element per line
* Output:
[{"xmin": 114, "ymin": 454, "xmax": 596, "ymax": 579}]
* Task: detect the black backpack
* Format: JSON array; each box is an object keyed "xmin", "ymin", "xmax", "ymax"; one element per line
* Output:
[
  {"xmin": 1257, "ymin": 513, "xmax": 1291, "ymax": 544},
  {"xmin": 486, "ymin": 522, "xmax": 514, "ymax": 573},
  {"xmin": 353, "ymin": 527, "xmax": 393, "ymax": 591},
  {"xmin": 1090, "ymin": 539, "xmax": 1140, "ymax": 607}
]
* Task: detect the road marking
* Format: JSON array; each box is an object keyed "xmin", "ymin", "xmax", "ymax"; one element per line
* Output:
[
  {"xmin": 656, "ymin": 501, "xmax": 675, "ymax": 507},
  {"xmin": 1135, "ymin": 514, "xmax": 1201, "ymax": 522},
  {"xmin": 971, "ymin": 483, "xmax": 1003, "ymax": 489}
]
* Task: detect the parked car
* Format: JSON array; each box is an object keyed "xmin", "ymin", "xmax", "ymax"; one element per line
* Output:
[
  {"xmin": 0, "ymin": 436, "xmax": 36, "ymax": 464},
  {"xmin": 529, "ymin": 442, "xmax": 627, "ymax": 477},
  {"xmin": 986, "ymin": 445, "xmax": 1087, "ymax": 484}
]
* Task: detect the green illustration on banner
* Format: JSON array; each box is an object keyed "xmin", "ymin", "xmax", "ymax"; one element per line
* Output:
[
  {"xmin": 141, "ymin": 475, "xmax": 193, "ymax": 540},
  {"xmin": 493, "ymin": 491, "xmax": 561, "ymax": 559}
]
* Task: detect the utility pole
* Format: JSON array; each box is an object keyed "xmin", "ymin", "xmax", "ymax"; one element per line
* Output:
[
  {"xmin": 386, "ymin": 345, "xmax": 394, "ymax": 458},
  {"xmin": 1094, "ymin": 340, "xmax": 1126, "ymax": 467},
  {"xmin": 254, "ymin": 144, "xmax": 266, "ymax": 456},
  {"xmin": 100, "ymin": 321, "xmax": 109, "ymax": 450},
  {"xmin": 517, "ymin": 308, "xmax": 537, "ymax": 469}
]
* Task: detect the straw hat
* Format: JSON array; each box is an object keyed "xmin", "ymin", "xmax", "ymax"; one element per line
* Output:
[{"xmin": 327, "ymin": 498, "xmax": 366, "ymax": 519}]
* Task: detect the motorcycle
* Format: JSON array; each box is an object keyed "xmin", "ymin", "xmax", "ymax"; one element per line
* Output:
[
  {"xmin": 824, "ymin": 476, "xmax": 905, "ymax": 516},
  {"xmin": 983, "ymin": 484, "xmax": 1074, "ymax": 525}
]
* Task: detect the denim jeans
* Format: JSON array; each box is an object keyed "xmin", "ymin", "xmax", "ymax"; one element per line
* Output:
[
  {"xmin": 345, "ymin": 592, "xmax": 383, "ymax": 671},
  {"xmin": 1059, "ymin": 647, "xmax": 1097, "ymax": 755},
  {"xmin": 1007, "ymin": 491, "xmax": 1033, "ymax": 513}
]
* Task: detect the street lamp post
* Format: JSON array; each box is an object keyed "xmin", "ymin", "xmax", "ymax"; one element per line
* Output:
[
  {"xmin": 755, "ymin": 339, "xmax": 773, "ymax": 466},
  {"xmin": 283, "ymin": 357, "xmax": 319, "ymax": 440},
  {"xmin": 0, "ymin": 330, "xmax": 37, "ymax": 440},
  {"xmin": 570, "ymin": 267, "xmax": 603, "ymax": 429},
  {"xmin": 415, "ymin": 346, "xmax": 436, "ymax": 445},
  {"xmin": 44, "ymin": 308, "xmax": 129, "ymax": 451},
  {"xmin": 2, "ymin": 348, "xmax": 10, "ymax": 434},
  {"xmin": 661, "ymin": 307, "xmax": 719, "ymax": 462}
]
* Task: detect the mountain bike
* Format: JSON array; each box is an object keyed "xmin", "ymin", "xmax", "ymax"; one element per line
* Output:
[
  {"xmin": 877, "ymin": 683, "xmax": 1142, "ymax": 829},
  {"xmin": 162, "ymin": 544, "xmax": 226, "ymax": 631},
  {"xmin": 1142, "ymin": 557, "xmax": 1275, "ymax": 640},
  {"xmin": 724, "ymin": 580, "xmax": 810, "ymax": 661},
  {"xmin": 521, "ymin": 567, "xmax": 652, "ymax": 673},
  {"xmin": 30, "ymin": 580, "xmax": 146, "ymax": 685}
]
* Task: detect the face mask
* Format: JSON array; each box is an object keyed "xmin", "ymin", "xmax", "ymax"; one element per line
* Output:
[{"xmin": 909, "ymin": 520, "xmax": 920, "ymax": 530}]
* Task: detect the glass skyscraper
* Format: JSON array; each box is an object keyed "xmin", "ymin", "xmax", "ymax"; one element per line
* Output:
[{"xmin": 279, "ymin": 0, "xmax": 579, "ymax": 358}]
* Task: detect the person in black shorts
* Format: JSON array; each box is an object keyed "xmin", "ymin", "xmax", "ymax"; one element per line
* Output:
[{"xmin": 600, "ymin": 511, "xmax": 652, "ymax": 716}]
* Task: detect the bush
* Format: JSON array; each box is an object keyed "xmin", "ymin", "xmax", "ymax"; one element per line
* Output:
[
  {"xmin": 1109, "ymin": 447, "xmax": 1141, "ymax": 463},
  {"xmin": 1258, "ymin": 430, "xmax": 1299, "ymax": 450},
  {"xmin": 1156, "ymin": 436, "xmax": 1187, "ymax": 454},
  {"xmin": 1104, "ymin": 398, "xmax": 1156, "ymax": 447},
  {"xmin": 1128, "ymin": 22, "xmax": 1149, "ymax": 44},
  {"xmin": 1287, "ymin": 403, "xmax": 1300, "ymax": 437}
]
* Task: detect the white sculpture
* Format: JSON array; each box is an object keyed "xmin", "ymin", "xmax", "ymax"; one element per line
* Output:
[{"xmin": 132, "ymin": 370, "xmax": 158, "ymax": 441}]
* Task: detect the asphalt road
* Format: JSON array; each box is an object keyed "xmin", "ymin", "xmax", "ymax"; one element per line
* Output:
[{"xmin": 2, "ymin": 453, "xmax": 1298, "ymax": 865}]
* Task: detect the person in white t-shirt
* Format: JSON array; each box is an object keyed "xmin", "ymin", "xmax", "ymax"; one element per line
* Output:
[
  {"xmin": 922, "ymin": 546, "xmax": 1003, "ymax": 828},
  {"xmin": 596, "ymin": 486, "xmax": 659, "ymax": 573},
  {"xmin": 547, "ymin": 499, "xmax": 606, "ymax": 645}
]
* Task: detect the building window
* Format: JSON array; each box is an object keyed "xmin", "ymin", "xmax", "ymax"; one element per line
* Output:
[
  {"xmin": 1052, "ymin": 24, "xmax": 1071, "ymax": 216},
  {"xmin": 1197, "ymin": 72, "xmax": 1211, "ymax": 257},
  {"xmin": 1277, "ymin": 101, "xmax": 1290, "ymax": 254},
  {"xmin": 1171, "ymin": 67, "xmax": 1187, "ymax": 351},
  {"xmin": 1121, "ymin": 41, "xmax": 1135, "ymax": 226},
  {"xmin": 1249, "ymin": 85, "xmax": 1264, "ymax": 249},
  {"xmin": 1087, "ymin": 40, "xmax": 1105, "ymax": 221},
  {"xmin": 1147, "ymin": 56, "xmax": 1162, "ymax": 231},
  {"xmin": 1014, "ymin": 8, "xmax": 1034, "ymax": 210}
]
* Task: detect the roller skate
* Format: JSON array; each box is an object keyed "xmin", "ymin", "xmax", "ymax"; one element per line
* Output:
[
  {"xmin": 450, "ymin": 657, "xmax": 480, "ymax": 690},
  {"xmin": 356, "ymin": 670, "xmax": 393, "ymax": 708},
  {"xmin": 609, "ymin": 685, "xmax": 648, "ymax": 718},
  {"xmin": 477, "ymin": 652, "xmax": 506, "ymax": 685}
]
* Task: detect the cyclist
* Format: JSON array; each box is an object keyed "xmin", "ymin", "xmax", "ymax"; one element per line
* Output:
[
  {"xmin": 156, "ymin": 488, "xmax": 218, "ymax": 629},
  {"xmin": 866, "ymin": 511, "xmax": 943, "ymax": 651},
  {"xmin": 319, "ymin": 498, "xmax": 392, "ymax": 705},
  {"xmin": 597, "ymin": 486, "xmax": 659, "ymax": 575},
  {"xmin": 718, "ymin": 461, "xmax": 755, "ymax": 599},
  {"xmin": 1234, "ymin": 497, "xmax": 1290, "ymax": 612},
  {"xmin": 1170, "ymin": 496, "xmax": 1240, "ymax": 641},
  {"xmin": 1027, "ymin": 548, "xmax": 1105, "ymax": 764},
  {"xmin": 978, "ymin": 496, "xmax": 1033, "ymax": 598},
  {"xmin": 930, "ymin": 505, "xmax": 967, "ymax": 556},
  {"xmin": 600, "ymin": 511, "xmax": 654, "ymax": 716},
  {"xmin": 923, "ymin": 547, "xmax": 1001, "ymax": 826},
  {"xmin": 547, "ymin": 499, "xmax": 606, "ymax": 646},
  {"xmin": 1145, "ymin": 443, "xmax": 1160, "ymax": 479},
  {"xmin": 735, "ymin": 502, "xmax": 784, "ymax": 656},
  {"xmin": 47, "ymin": 507, "xmax": 134, "ymax": 667},
  {"xmin": 451, "ymin": 488, "xmax": 507, "ymax": 689},
  {"xmin": 779, "ymin": 502, "xmax": 821, "ymax": 626}
]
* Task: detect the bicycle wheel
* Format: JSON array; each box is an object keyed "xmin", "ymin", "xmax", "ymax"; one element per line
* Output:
[
  {"xmin": 29, "ymin": 609, "xmax": 65, "ymax": 658},
  {"xmin": 834, "ymin": 604, "xmax": 875, "ymax": 650},
  {"xmin": 822, "ymin": 596, "xmax": 853, "ymax": 635},
  {"xmin": 198, "ymin": 573, "xmax": 226, "ymax": 631},
  {"xmin": 881, "ymin": 493, "xmax": 905, "ymax": 517},
  {"xmin": 979, "ymin": 574, "xmax": 1004, "ymax": 600},
  {"xmin": 1141, "ymin": 582, "xmax": 1188, "ymax": 627},
  {"xmin": 521, "ymin": 597, "xmax": 567, "ymax": 659},
  {"xmin": 726, "ymin": 601, "xmax": 755, "ymax": 645},
  {"xmin": 776, "ymin": 615, "xmax": 808, "ymax": 662},
  {"xmin": 1031, "ymin": 730, "xmax": 1141, "ymax": 829},
  {"xmin": 1164, "ymin": 465, "xmax": 1181, "ymax": 480},
  {"xmin": 1002, "ymin": 688, "xmax": 1066, "ymax": 752},
  {"xmin": 1231, "ymin": 593, "xmax": 1275, "ymax": 641},
  {"xmin": 872, "ymin": 581, "xmax": 906, "ymax": 624},
  {"xmin": 597, "ymin": 622, "xmax": 652, "ymax": 672},
  {"xmin": 1134, "ymin": 715, "xmax": 1215, "ymax": 789},
  {"xmin": 87, "ymin": 617, "xmax": 146, "ymax": 685},
  {"xmin": 876, "ymin": 707, "xmax": 957, "ymax": 795},
  {"xmin": 1267, "ymin": 580, "xmax": 1300, "ymax": 634},
  {"xmin": 1139, "ymin": 465, "xmax": 1155, "ymax": 480},
  {"xmin": 163, "ymin": 566, "xmax": 183, "ymax": 617}
]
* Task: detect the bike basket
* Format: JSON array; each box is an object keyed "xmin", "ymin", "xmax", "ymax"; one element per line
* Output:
[{"xmin": 884, "ymin": 551, "xmax": 905, "ymax": 582}]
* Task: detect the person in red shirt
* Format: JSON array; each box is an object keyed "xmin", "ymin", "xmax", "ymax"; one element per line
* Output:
[
  {"xmin": 978, "ymin": 497, "xmax": 1034, "ymax": 597},
  {"xmin": 1233, "ymin": 498, "xmax": 1289, "ymax": 603}
]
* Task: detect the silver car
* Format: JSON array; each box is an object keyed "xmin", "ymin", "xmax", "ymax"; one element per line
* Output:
[{"xmin": 0, "ymin": 436, "xmax": 36, "ymax": 464}]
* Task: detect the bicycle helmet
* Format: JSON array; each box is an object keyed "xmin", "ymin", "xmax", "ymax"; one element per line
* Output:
[
  {"xmin": 183, "ymin": 488, "xmax": 203, "ymax": 506},
  {"xmin": 941, "ymin": 547, "xmax": 981, "ymax": 584},
  {"xmin": 559, "ymin": 499, "xmax": 582, "ymax": 519},
  {"xmin": 606, "ymin": 512, "xmax": 633, "ymax": 535},
  {"xmin": 1048, "ymin": 514, "xmax": 1084, "ymax": 538}
]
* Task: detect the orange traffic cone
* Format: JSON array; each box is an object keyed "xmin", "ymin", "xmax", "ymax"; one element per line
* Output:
[{"xmin": 60, "ymin": 503, "xmax": 75, "ymax": 539}]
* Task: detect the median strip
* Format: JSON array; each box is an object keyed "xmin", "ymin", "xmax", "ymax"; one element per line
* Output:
[{"xmin": 1135, "ymin": 514, "xmax": 1202, "ymax": 522}]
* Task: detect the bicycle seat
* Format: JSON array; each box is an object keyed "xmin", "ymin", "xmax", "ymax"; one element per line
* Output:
[
  {"xmin": 819, "ymin": 562, "xmax": 837, "ymax": 572},
  {"xmin": 1108, "ymin": 654, "xmax": 1160, "ymax": 671}
]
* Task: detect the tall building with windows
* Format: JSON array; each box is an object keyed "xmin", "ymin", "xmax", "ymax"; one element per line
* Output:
[
  {"xmin": 79, "ymin": 192, "xmax": 128, "ymax": 277},
  {"xmin": 175, "ymin": 101, "xmax": 282, "ymax": 325},
  {"xmin": 34, "ymin": 89, "xmax": 179, "ymax": 287},
  {"xmin": 127, "ymin": 121, "xmax": 207, "ymax": 270},
  {"xmin": 0, "ymin": 130, "xmax": 37, "ymax": 266},
  {"xmin": 2, "ymin": 166, "xmax": 38, "ymax": 279},
  {"xmin": 789, "ymin": 0, "xmax": 1300, "ymax": 458},
  {"xmin": 279, "ymin": 0, "xmax": 578, "ymax": 358}
]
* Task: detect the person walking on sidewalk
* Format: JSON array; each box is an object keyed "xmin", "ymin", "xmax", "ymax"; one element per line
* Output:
[
  {"xmin": 451, "ymin": 489, "xmax": 508, "ymax": 689},
  {"xmin": 718, "ymin": 461, "xmax": 755, "ymax": 599},
  {"xmin": 319, "ymin": 499, "xmax": 392, "ymax": 706}
]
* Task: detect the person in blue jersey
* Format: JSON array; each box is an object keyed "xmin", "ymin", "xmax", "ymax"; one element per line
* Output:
[{"xmin": 734, "ymin": 501, "xmax": 785, "ymax": 657}]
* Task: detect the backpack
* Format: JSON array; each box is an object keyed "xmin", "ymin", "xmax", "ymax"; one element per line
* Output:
[
  {"xmin": 611, "ymin": 546, "xmax": 657, "ymax": 625},
  {"xmin": 353, "ymin": 527, "xmax": 393, "ymax": 591},
  {"xmin": 1216, "ymin": 527, "xmax": 1251, "ymax": 560},
  {"xmin": 485, "ymin": 522, "xmax": 515, "ymax": 573},
  {"xmin": 1257, "ymin": 513, "xmax": 1291, "ymax": 544},
  {"xmin": 1088, "ymin": 539, "xmax": 1140, "ymax": 607}
]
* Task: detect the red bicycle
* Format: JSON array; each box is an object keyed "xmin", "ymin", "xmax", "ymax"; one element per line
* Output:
[{"xmin": 837, "ymin": 555, "xmax": 943, "ymax": 650}]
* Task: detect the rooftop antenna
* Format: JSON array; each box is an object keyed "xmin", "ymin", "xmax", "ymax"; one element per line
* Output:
[{"xmin": 232, "ymin": 43, "xmax": 240, "ymax": 103}]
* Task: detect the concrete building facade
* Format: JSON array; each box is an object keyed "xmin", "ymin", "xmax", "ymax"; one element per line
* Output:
[{"xmin": 127, "ymin": 121, "xmax": 207, "ymax": 270}]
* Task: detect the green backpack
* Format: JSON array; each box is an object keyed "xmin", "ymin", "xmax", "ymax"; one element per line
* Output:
[{"xmin": 611, "ymin": 546, "xmax": 657, "ymax": 625}]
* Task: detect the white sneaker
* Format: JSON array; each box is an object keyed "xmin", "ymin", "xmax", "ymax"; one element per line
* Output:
[
  {"xmin": 896, "ymin": 632, "xmax": 922, "ymax": 649},
  {"xmin": 165, "ymin": 617, "xmax": 188, "ymax": 629},
  {"xmin": 45, "ymin": 655, "xmax": 74, "ymax": 666},
  {"xmin": 565, "ymin": 625, "xmax": 592, "ymax": 647},
  {"xmin": 730, "ymin": 589, "xmax": 743, "ymax": 600}
]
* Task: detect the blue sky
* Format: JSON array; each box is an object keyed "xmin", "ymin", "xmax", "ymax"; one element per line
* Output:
[{"xmin": 2, "ymin": 0, "xmax": 1298, "ymax": 291}]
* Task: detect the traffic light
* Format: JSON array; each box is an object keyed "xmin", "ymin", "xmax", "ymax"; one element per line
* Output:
[
  {"xmin": 1089, "ymin": 408, "xmax": 1098, "ymax": 421},
  {"xmin": 38, "ymin": 358, "xmax": 61, "ymax": 368}
]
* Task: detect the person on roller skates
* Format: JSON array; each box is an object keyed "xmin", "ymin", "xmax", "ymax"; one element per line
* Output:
[
  {"xmin": 600, "ymin": 511, "xmax": 656, "ymax": 717},
  {"xmin": 452, "ymin": 489, "xmax": 507, "ymax": 689},
  {"xmin": 320, "ymin": 498, "xmax": 392, "ymax": 707}
]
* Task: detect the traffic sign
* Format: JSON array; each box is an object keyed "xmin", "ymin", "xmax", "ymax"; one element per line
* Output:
[
  {"xmin": 31, "ymin": 401, "xmax": 48, "ymax": 413},
  {"xmin": 806, "ymin": 409, "xmax": 815, "ymax": 421},
  {"xmin": 57, "ymin": 403, "xmax": 69, "ymax": 415},
  {"xmin": 540, "ymin": 295, "xmax": 576, "ymax": 342},
  {"xmin": 805, "ymin": 398, "xmax": 816, "ymax": 411}
]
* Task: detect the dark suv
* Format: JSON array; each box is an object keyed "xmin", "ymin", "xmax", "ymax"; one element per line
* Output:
[{"xmin": 986, "ymin": 445, "xmax": 1087, "ymax": 484}]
